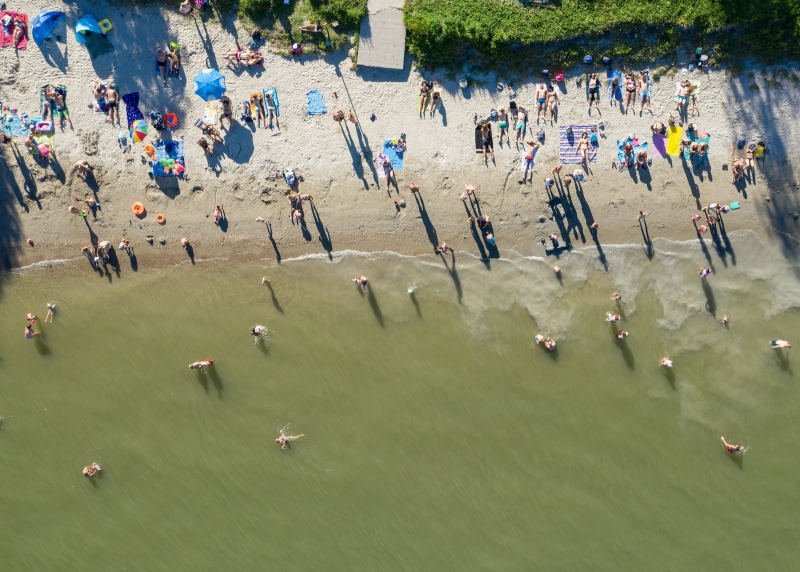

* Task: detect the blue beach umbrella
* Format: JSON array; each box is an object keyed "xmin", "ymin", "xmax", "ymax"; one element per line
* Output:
[
  {"xmin": 193, "ymin": 69, "xmax": 227, "ymax": 101},
  {"xmin": 31, "ymin": 10, "xmax": 65, "ymax": 47}
]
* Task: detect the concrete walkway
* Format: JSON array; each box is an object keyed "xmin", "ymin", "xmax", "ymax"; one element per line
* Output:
[{"xmin": 357, "ymin": 0, "xmax": 406, "ymax": 70}]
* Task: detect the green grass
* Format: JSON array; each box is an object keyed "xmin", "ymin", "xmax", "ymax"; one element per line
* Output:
[{"xmin": 404, "ymin": 0, "xmax": 800, "ymax": 71}]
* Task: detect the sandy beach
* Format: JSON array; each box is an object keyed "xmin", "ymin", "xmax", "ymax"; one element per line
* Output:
[{"xmin": 2, "ymin": 1, "xmax": 800, "ymax": 272}]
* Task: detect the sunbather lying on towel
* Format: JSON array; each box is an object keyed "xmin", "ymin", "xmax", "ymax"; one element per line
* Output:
[
  {"xmin": 12, "ymin": 17, "xmax": 25, "ymax": 49},
  {"xmin": 225, "ymin": 47, "xmax": 262, "ymax": 68},
  {"xmin": 157, "ymin": 49, "xmax": 168, "ymax": 83},
  {"xmin": 299, "ymin": 20, "xmax": 327, "ymax": 33}
]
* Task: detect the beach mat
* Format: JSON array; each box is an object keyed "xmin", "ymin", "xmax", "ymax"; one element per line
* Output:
[
  {"xmin": 122, "ymin": 92, "xmax": 144, "ymax": 129},
  {"xmin": 306, "ymin": 90, "xmax": 326, "ymax": 115},
  {"xmin": 666, "ymin": 126, "xmax": 683, "ymax": 157},
  {"xmin": 376, "ymin": 153, "xmax": 388, "ymax": 179},
  {"xmin": 685, "ymin": 131, "xmax": 711, "ymax": 160},
  {"xmin": 40, "ymin": 83, "xmax": 67, "ymax": 115},
  {"xmin": 0, "ymin": 12, "xmax": 28, "ymax": 49},
  {"xmin": 616, "ymin": 138, "xmax": 648, "ymax": 166},
  {"xmin": 382, "ymin": 140, "xmax": 404, "ymax": 171},
  {"xmin": 475, "ymin": 123, "xmax": 493, "ymax": 153},
  {"xmin": 152, "ymin": 139, "xmax": 185, "ymax": 177},
  {"xmin": 249, "ymin": 92, "xmax": 263, "ymax": 118},
  {"xmin": 559, "ymin": 124, "xmax": 598, "ymax": 163},
  {"xmin": 1, "ymin": 113, "xmax": 28, "ymax": 137},
  {"xmin": 263, "ymin": 88, "xmax": 280, "ymax": 116},
  {"xmin": 652, "ymin": 133, "xmax": 667, "ymax": 157},
  {"xmin": 203, "ymin": 99, "xmax": 220, "ymax": 124}
]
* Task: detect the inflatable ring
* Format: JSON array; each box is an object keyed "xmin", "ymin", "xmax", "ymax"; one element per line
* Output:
[
  {"xmin": 156, "ymin": 213, "xmax": 166, "ymax": 225},
  {"xmin": 36, "ymin": 121, "xmax": 53, "ymax": 132},
  {"xmin": 164, "ymin": 113, "xmax": 179, "ymax": 128},
  {"xmin": 143, "ymin": 144, "xmax": 155, "ymax": 155},
  {"xmin": 132, "ymin": 202, "xmax": 145, "ymax": 216}
]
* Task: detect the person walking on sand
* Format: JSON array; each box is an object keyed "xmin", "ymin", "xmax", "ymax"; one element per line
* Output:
[
  {"xmin": 276, "ymin": 432, "xmax": 305, "ymax": 450},
  {"xmin": 436, "ymin": 241, "xmax": 452, "ymax": 255},
  {"xmin": 515, "ymin": 106, "xmax": 528, "ymax": 145},
  {"xmin": 333, "ymin": 109, "xmax": 345, "ymax": 124},
  {"xmin": 522, "ymin": 140, "xmax": 538, "ymax": 184},
  {"xmin": 74, "ymin": 160, "xmax": 92, "ymax": 178},
  {"xmin": 353, "ymin": 276, "xmax": 369, "ymax": 292},
  {"xmin": 45, "ymin": 303, "xmax": 56, "ymax": 323},
  {"xmin": 213, "ymin": 204, "xmax": 224, "ymax": 225},
  {"xmin": 265, "ymin": 91, "xmax": 279, "ymax": 129},
  {"xmin": 547, "ymin": 85, "xmax": 559, "ymax": 123},
  {"xmin": 590, "ymin": 222, "xmax": 600, "ymax": 232},
  {"xmin": 480, "ymin": 123, "xmax": 494, "ymax": 162},
  {"xmin": 771, "ymin": 340, "xmax": 791, "ymax": 349},
  {"xmin": 659, "ymin": 357, "xmax": 673, "ymax": 368},
  {"xmin": 106, "ymin": 85, "xmax": 120, "ymax": 125},
  {"xmin": 83, "ymin": 462, "xmax": 102, "ymax": 477},
  {"xmin": 219, "ymin": 95, "xmax": 235, "ymax": 132},
  {"xmin": 721, "ymin": 437, "xmax": 744, "ymax": 453}
]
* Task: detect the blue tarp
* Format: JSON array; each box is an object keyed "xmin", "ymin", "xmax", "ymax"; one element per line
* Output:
[
  {"xmin": 306, "ymin": 90, "xmax": 326, "ymax": 115},
  {"xmin": 32, "ymin": 10, "xmax": 64, "ymax": 46},
  {"xmin": 153, "ymin": 140, "xmax": 185, "ymax": 177}
]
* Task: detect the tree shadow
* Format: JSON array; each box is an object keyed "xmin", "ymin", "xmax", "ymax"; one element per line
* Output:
[{"xmin": 366, "ymin": 286, "xmax": 384, "ymax": 328}]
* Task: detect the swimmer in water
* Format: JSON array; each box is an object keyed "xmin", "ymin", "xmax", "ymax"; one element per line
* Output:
[
  {"xmin": 720, "ymin": 315, "xmax": 729, "ymax": 326},
  {"xmin": 659, "ymin": 357, "xmax": 673, "ymax": 368},
  {"xmin": 771, "ymin": 340, "xmax": 791, "ymax": 349},
  {"xmin": 262, "ymin": 277, "xmax": 270, "ymax": 286},
  {"xmin": 27, "ymin": 313, "xmax": 37, "ymax": 324},
  {"xmin": 276, "ymin": 431, "xmax": 305, "ymax": 450},
  {"xmin": 25, "ymin": 324, "xmax": 37, "ymax": 339},
  {"xmin": 250, "ymin": 326, "xmax": 268, "ymax": 337},
  {"xmin": 83, "ymin": 462, "xmax": 102, "ymax": 477},
  {"xmin": 353, "ymin": 276, "xmax": 369, "ymax": 292},
  {"xmin": 535, "ymin": 335, "xmax": 556, "ymax": 351},
  {"xmin": 189, "ymin": 359, "xmax": 216, "ymax": 370},
  {"xmin": 612, "ymin": 293, "xmax": 622, "ymax": 301},
  {"xmin": 720, "ymin": 437, "xmax": 744, "ymax": 453},
  {"xmin": 606, "ymin": 313, "xmax": 621, "ymax": 323},
  {"xmin": 45, "ymin": 303, "xmax": 56, "ymax": 323},
  {"xmin": 616, "ymin": 331, "xmax": 629, "ymax": 340},
  {"xmin": 699, "ymin": 267, "xmax": 712, "ymax": 278}
]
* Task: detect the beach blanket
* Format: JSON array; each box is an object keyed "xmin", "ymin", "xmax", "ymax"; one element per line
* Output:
[
  {"xmin": 376, "ymin": 153, "xmax": 389, "ymax": 179},
  {"xmin": 306, "ymin": 90, "xmax": 326, "ymax": 115},
  {"xmin": 652, "ymin": 133, "xmax": 667, "ymax": 157},
  {"xmin": 382, "ymin": 140, "xmax": 404, "ymax": 171},
  {"xmin": 607, "ymin": 70, "xmax": 622, "ymax": 103},
  {"xmin": 203, "ymin": 99, "xmax": 220, "ymax": 124},
  {"xmin": 122, "ymin": 92, "xmax": 144, "ymax": 129},
  {"xmin": 40, "ymin": 83, "xmax": 67, "ymax": 116},
  {"xmin": 0, "ymin": 12, "xmax": 28, "ymax": 50},
  {"xmin": 1, "ymin": 113, "xmax": 28, "ymax": 137},
  {"xmin": 263, "ymin": 88, "xmax": 280, "ymax": 116},
  {"xmin": 616, "ymin": 138, "xmax": 648, "ymax": 167},
  {"xmin": 475, "ymin": 123, "xmax": 493, "ymax": 153},
  {"xmin": 152, "ymin": 139, "xmax": 185, "ymax": 177},
  {"xmin": 666, "ymin": 126, "xmax": 683, "ymax": 157},
  {"xmin": 34, "ymin": 132, "xmax": 54, "ymax": 151},
  {"xmin": 248, "ymin": 92, "xmax": 264, "ymax": 118},
  {"xmin": 559, "ymin": 124, "xmax": 598, "ymax": 164}
]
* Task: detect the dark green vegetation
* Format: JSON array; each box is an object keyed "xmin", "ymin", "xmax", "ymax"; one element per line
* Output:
[{"xmin": 404, "ymin": 0, "xmax": 800, "ymax": 72}]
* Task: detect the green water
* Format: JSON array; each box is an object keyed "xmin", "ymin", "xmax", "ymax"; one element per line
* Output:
[{"xmin": 1, "ymin": 235, "xmax": 799, "ymax": 570}]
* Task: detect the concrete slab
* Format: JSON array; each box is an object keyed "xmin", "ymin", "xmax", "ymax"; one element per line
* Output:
[{"xmin": 357, "ymin": 0, "xmax": 406, "ymax": 70}]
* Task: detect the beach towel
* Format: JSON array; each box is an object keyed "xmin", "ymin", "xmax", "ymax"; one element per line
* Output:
[
  {"xmin": 34, "ymin": 132, "xmax": 53, "ymax": 151},
  {"xmin": 40, "ymin": 83, "xmax": 67, "ymax": 116},
  {"xmin": 616, "ymin": 138, "xmax": 648, "ymax": 167},
  {"xmin": 1, "ymin": 113, "xmax": 28, "ymax": 137},
  {"xmin": 607, "ymin": 70, "xmax": 622, "ymax": 102},
  {"xmin": 559, "ymin": 124, "xmax": 598, "ymax": 164},
  {"xmin": 152, "ymin": 139, "xmax": 185, "ymax": 177},
  {"xmin": 376, "ymin": 153, "xmax": 389, "ymax": 179},
  {"xmin": 652, "ymin": 133, "xmax": 667, "ymax": 157},
  {"xmin": 248, "ymin": 92, "xmax": 264, "ymax": 118},
  {"xmin": 585, "ymin": 73, "xmax": 601, "ymax": 101},
  {"xmin": 122, "ymin": 92, "xmax": 144, "ymax": 129},
  {"xmin": 263, "ymin": 88, "xmax": 280, "ymax": 116},
  {"xmin": 666, "ymin": 126, "xmax": 683, "ymax": 157},
  {"xmin": 203, "ymin": 99, "xmax": 220, "ymax": 125},
  {"xmin": 382, "ymin": 140, "xmax": 404, "ymax": 170},
  {"xmin": 475, "ymin": 123, "xmax": 493, "ymax": 153},
  {"xmin": 0, "ymin": 12, "xmax": 28, "ymax": 50},
  {"xmin": 684, "ymin": 130, "xmax": 711, "ymax": 160},
  {"xmin": 306, "ymin": 90, "xmax": 326, "ymax": 115}
]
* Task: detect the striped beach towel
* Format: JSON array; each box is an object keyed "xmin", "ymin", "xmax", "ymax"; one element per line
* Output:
[{"xmin": 559, "ymin": 124, "xmax": 598, "ymax": 164}]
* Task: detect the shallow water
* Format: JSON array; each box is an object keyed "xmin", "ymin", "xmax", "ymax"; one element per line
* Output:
[{"xmin": 1, "ymin": 232, "xmax": 799, "ymax": 569}]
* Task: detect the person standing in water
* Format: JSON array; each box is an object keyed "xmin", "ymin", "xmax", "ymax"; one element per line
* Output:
[
  {"xmin": 616, "ymin": 331, "xmax": 629, "ymax": 340},
  {"xmin": 659, "ymin": 357, "xmax": 673, "ymax": 368},
  {"xmin": 353, "ymin": 276, "xmax": 368, "ymax": 292},
  {"xmin": 25, "ymin": 324, "xmax": 37, "ymax": 339},
  {"xmin": 45, "ymin": 303, "xmax": 56, "ymax": 323},
  {"xmin": 721, "ymin": 437, "xmax": 744, "ymax": 453},
  {"xmin": 276, "ymin": 432, "xmax": 305, "ymax": 450},
  {"xmin": 612, "ymin": 293, "xmax": 622, "ymax": 301}
]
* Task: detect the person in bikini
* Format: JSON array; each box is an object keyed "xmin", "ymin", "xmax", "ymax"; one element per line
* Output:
[
  {"xmin": 265, "ymin": 92, "xmax": 279, "ymax": 129},
  {"xmin": 624, "ymin": 73, "xmax": 636, "ymax": 113},
  {"xmin": 219, "ymin": 95, "xmax": 235, "ymax": 131},
  {"xmin": 587, "ymin": 73, "xmax": 601, "ymax": 113},
  {"xmin": 547, "ymin": 86, "xmax": 559, "ymax": 123},
  {"xmin": 106, "ymin": 85, "xmax": 119, "ymax": 126},
  {"xmin": 156, "ymin": 49, "xmax": 168, "ymax": 83},
  {"xmin": 576, "ymin": 132, "xmax": 591, "ymax": 165},
  {"xmin": 250, "ymin": 92, "xmax": 266, "ymax": 128},
  {"xmin": 12, "ymin": 17, "xmax": 25, "ymax": 49},
  {"xmin": 418, "ymin": 81, "xmax": 430, "ymax": 116},
  {"xmin": 745, "ymin": 143, "xmax": 756, "ymax": 175},
  {"xmin": 535, "ymin": 83, "xmax": 547, "ymax": 120},
  {"xmin": 638, "ymin": 71, "xmax": 652, "ymax": 114},
  {"xmin": 636, "ymin": 149, "xmax": 648, "ymax": 170}
]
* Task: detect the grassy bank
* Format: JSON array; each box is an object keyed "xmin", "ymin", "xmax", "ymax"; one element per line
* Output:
[{"xmin": 404, "ymin": 0, "xmax": 800, "ymax": 72}]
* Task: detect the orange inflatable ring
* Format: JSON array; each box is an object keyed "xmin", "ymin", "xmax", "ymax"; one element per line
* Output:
[
  {"xmin": 164, "ymin": 113, "xmax": 179, "ymax": 128},
  {"xmin": 156, "ymin": 213, "xmax": 166, "ymax": 225},
  {"xmin": 132, "ymin": 202, "xmax": 145, "ymax": 216},
  {"xmin": 143, "ymin": 144, "xmax": 155, "ymax": 157}
]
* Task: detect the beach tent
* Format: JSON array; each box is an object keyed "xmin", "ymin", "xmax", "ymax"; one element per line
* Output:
[
  {"xmin": 193, "ymin": 69, "xmax": 226, "ymax": 101},
  {"xmin": 75, "ymin": 14, "xmax": 114, "ymax": 59},
  {"xmin": 31, "ymin": 10, "xmax": 65, "ymax": 46}
]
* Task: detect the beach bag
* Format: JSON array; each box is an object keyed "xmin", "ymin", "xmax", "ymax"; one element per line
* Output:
[
  {"xmin": 489, "ymin": 109, "xmax": 498, "ymax": 121},
  {"xmin": 583, "ymin": 55, "xmax": 593, "ymax": 65},
  {"xmin": 284, "ymin": 169, "xmax": 296, "ymax": 185},
  {"xmin": 590, "ymin": 132, "xmax": 598, "ymax": 145},
  {"xmin": 555, "ymin": 73, "xmax": 565, "ymax": 83},
  {"xmin": 149, "ymin": 111, "xmax": 166, "ymax": 131},
  {"xmin": 537, "ymin": 129, "xmax": 545, "ymax": 142},
  {"xmin": 737, "ymin": 139, "xmax": 746, "ymax": 149}
]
